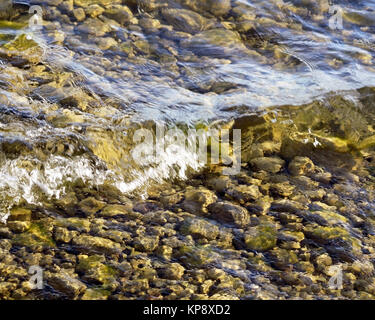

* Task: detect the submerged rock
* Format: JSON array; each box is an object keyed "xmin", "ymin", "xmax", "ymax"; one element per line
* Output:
[
  {"xmin": 103, "ymin": 5, "xmax": 134, "ymax": 25},
  {"xmin": 180, "ymin": 218, "xmax": 219, "ymax": 240},
  {"xmin": 208, "ymin": 201, "xmax": 250, "ymax": 227},
  {"xmin": 1, "ymin": 34, "xmax": 44, "ymax": 65},
  {"xmin": 181, "ymin": 28, "xmax": 244, "ymax": 56},
  {"xmin": 226, "ymin": 184, "xmax": 262, "ymax": 203},
  {"xmin": 12, "ymin": 222, "xmax": 55, "ymax": 248},
  {"xmin": 77, "ymin": 255, "xmax": 118, "ymax": 289},
  {"xmin": 182, "ymin": 187, "xmax": 217, "ymax": 216},
  {"xmin": 78, "ymin": 197, "xmax": 106, "ymax": 216},
  {"xmin": 181, "ymin": 0, "xmax": 231, "ymax": 17},
  {"xmin": 161, "ymin": 8, "xmax": 208, "ymax": 34},
  {"xmin": 288, "ymin": 156, "xmax": 315, "ymax": 176},
  {"xmin": 244, "ymin": 223, "xmax": 277, "ymax": 252},
  {"xmin": 158, "ymin": 263, "xmax": 185, "ymax": 280},
  {"xmin": 73, "ymin": 235, "xmax": 121, "ymax": 255},
  {"xmin": 134, "ymin": 236, "xmax": 159, "ymax": 252},
  {"xmin": 251, "ymin": 157, "xmax": 285, "ymax": 173},
  {"xmin": 47, "ymin": 272, "xmax": 86, "ymax": 299}
]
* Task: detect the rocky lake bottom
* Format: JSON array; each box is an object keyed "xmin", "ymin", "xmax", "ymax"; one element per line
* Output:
[{"xmin": 1, "ymin": 0, "xmax": 375, "ymax": 300}]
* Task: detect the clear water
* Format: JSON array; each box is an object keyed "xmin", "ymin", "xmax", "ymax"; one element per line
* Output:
[{"xmin": 0, "ymin": 0, "xmax": 375, "ymax": 219}]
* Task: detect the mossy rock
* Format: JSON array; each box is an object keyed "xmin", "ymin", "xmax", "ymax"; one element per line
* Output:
[
  {"xmin": 77, "ymin": 255, "xmax": 118, "ymax": 288},
  {"xmin": 8, "ymin": 208, "xmax": 31, "ymax": 222},
  {"xmin": 1, "ymin": 33, "xmax": 44, "ymax": 64},
  {"xmin": 247, "ymin": 254, "xmax": 273, "ymax": 272},
  {"xmin": 244, "ymin": 223, "xmax": 277, "ymax": 251},
  {"xmin": 178, "ymin": 244, "xmax": 218, "ymax": 267},
  {"xmin": 3, "ymin": 34, "xmax": 39, "ymax": 51},
  {"xmin": 13, "ymin": 222, "xmax": 55, "ymax": 248},
  {"xmin": 281, "ymin": 230, "xmax": 305, "ymax": 242},
  {"xmin": 313, "ymin": 210, "xmax": 348, "ymax": 225},
  {"xmin": 270, "ymin": 248, "xmax": 299, "ymax": 269},
  {"xmin": 0, "ymin": 20, "xmax": 26, "ymax": 30},
  {"xmin": 81, "ymin": 287, "xmax": 111, "ymax": 300},
  {"xmin": 304, "ymin": 225, "xmax": 349, "ymax": 241},
  {"xmin": 343, "ymin": 11, "xmax": 375, "ymax": 26},
  {"xmin": 56, "ymin": 217, "xmax": 91, "ymax": 233},
  {"xmin": 304, "ymin": 225, "xmax": 361, "ymax": 252},
  {"xmin": 74, "ymin": 0, "xmax": 119, "ymax": 7}
]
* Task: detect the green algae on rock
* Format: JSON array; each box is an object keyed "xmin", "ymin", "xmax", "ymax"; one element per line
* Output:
[
  {"xmin": 1, "ymin": 34, "xmax": 44, "ymax": 65},
  {"xmin": 12, "ymin": 222, "xmax": 56, "ymax": 248},
  {"xmin": 244, "ymin": 223, "xmax": 277, "ymax": 252}
]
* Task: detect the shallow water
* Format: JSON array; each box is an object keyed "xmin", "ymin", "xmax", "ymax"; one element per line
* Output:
[
  {"xmin": 1, "ymin": 0, "xmax": 375, "ymax": 301},
  {"xmin": 0, "ymin": 0, "xmax": 374, "ymax": 218}
]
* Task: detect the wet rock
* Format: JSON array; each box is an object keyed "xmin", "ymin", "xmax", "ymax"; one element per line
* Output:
[
  {"xmin": 156, "ymin": 245, "xmax": 173, "ymax": 260},
  {"xmin": 84, "ymin": 4, "xmax": 105, "ymax": 18},
  {"xmin": 312, "ymin": 172, "xmax": 332, "ymax": 184},
  {"xmin": 208, "ymin": 201, "xmax": 249, "ymax": 227},
  {"xmin": 74, "ymin": 0, "xmax": 121, "ymax": 7},
  {"xmin": 56, "ymin": 218, "xmax": 91, "ymax": 233},
  {"xmin": 181, "ymin": 29, "xmax": 244, "ymax": 56},
  {"xmin": 0, "ymin": 227, "xmax": 12, "ymax": 239},
  {"xmin": 270, "ymin": 182, "xmax": 295, "ymax": 197},
  {"xmin": 161, "ymin": 8, "xmax": 208, "ymax": 34},
  {"xmin": 134, "ymin": 235, "xmax": 159, "ymax": 252},
  {"xmin": 100, "ymin": 204, "xmax": 133, "ymax": 217},
  {"xmin": 8, "ymin": 208, "xmax": 31, "ymax": 222},
  {"xmin": 7, "ymin": 221, "xmax": 31, "ymax": 233},
  {"xmin": 73, "ymin": 235, "xmax": 121, "ymax": 255},
  {"xmin": 133, "ymin": 40, "xmax": 151, "ymax": 55},
  {"xmin": 53, "ymin": 227, "xmax": 76, "ymax": 243},
  {"xmin": 288, "ymin": 156, "xmax": 315, "ymax": 176},
  {"xmin": 209, "ymin": 292, "xmax": 240, "ymax": 300},
  {"xmin": 96, "ymin": 37, "xmax": 118, "ymax": 50},
  {"xmin": 77, "ymin": 18, "xmax": 111, "ymax": 37},
  {"xmin": 47, "ymin": 272, "xmax": 86, "ymax": 299},
  {"xmin": 305, "ymin": 189, "xmax": 326, "ymax": 201},
  {"xmin": 178, "ymin": 245, "xmax": 218, "ymax": 267},
  {"xmin": 81, "ymin": 288, "xmax": 110, "ymax": 300},
  {"xmin": 182, "ymin": 0, "xmax": 231, "ymax": 17},
  {"xmin": 296, "ymin": 261, "xmax": 315, "ymax": 273},
  {"xmin": 180, "ymin": 218, "xmax": 219, "ymax": 240},
  {"xmin": 78, "ymin": 197, "xmax": 106, "ymax": 216},
  {"xmin": 12, "ymin": 222, "xmax": 55, "ymax": 248},
  {"xmin": 158, "ymin": 263, "xmax": 185, "ymax": 280},
  {"xmin": 122, "ymin": 279, "xmax": 149, "ymax": 294},
  {"xmin": 133, "ymin": 201, "xmax": 161, "ymax": 214},
  {"xmin": 160, "ymin": 190, "xmax": 183, "ymax": 207},
  {"xmin": 244, "ymin": 223, "xmax": 277, "ymax": 252},
  {"xmin": 311, "ymin": 210, "xmax": 348, "ymax": 226},
  {"xmin": 73, "ymin": 8, "xmax": 86, "ymax": 22},
  {"xmin": 77, "ymin": 255, "xmax": 118, "ymax": 289},
  {"xmin": 348, "ymin": 261, "xmax": 374, "ymax": 276},
  {"xmin": 139, "ymin": 17, "xmax": 161, "ymax": 30},
  {"xmin": 246, "ymin": 197, "xmax": 272, "ymax": 215},
  {"xmin": 182, "ymin": 187, "xmax": 217, "ymax": 216},
  {"xmin": 206, "ymin": 176, "xmax": 231, "ymax": 192},
  {"xmin": 1, "ymin": 34, "xmax": 44, "ymax": 66},
  {"xmin": 226, "ymin": 184, "xmax": 262, "ymax": 203},
  {"xmin": 314, "ymin": 253, "xmax": 332, "ymax": 272},
  {"xmin": 270, "ymin": 248, "xmax": 299, "ymax": 270},
  {"xmin": 0, "ymin": 282, "xmax": 17, "ymax": 299},
  {"xmin": 271, "ymin": 199, "xmax": 306, "ymax": 214},
  {"xmin": 278, "ymin": 230, "xmax": 304, "ymax": 249},
  {"xmin": 56, "ymin": 192, "xmax": 78, "ymax": 216},
  {"xmin": 103, "ymin": 5, "xmax": 134, "ymax": 25},
  {"xmin": 251, "ymin": 157, "xmax": 285, "ymax": 173},
  {"xmin": 0, "ymin": 1, "xmax": 12, "ymax": 21},
  {"xmin": 305, "ymin": 226, "xmax": 361, "ymax": 260},
  {"xmin": 58, "ymin": 0, "xmax": 73, "ymax": 13}
]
